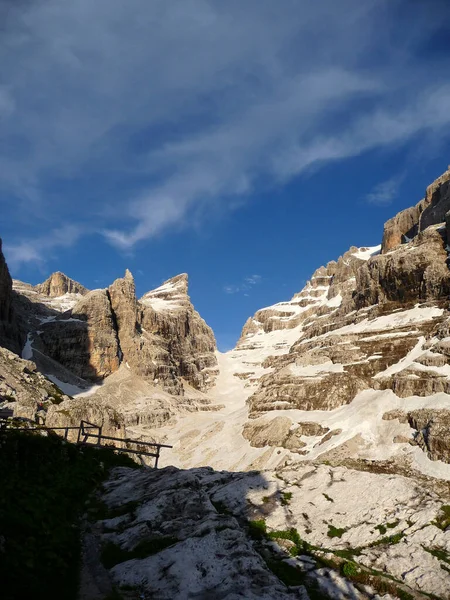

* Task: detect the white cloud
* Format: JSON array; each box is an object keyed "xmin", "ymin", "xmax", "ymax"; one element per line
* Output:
[
  {"xmin": 365, "ymin": 174, "xmax": 405, "ymax": 206},
  {"xmin": 1, "ymin": 1, "xmax": 450, "ymax": 262},
  {"xmin": 224, "ymin": 274, "xmax": 262, "ymax": 295},
  {"xmin": 4, "ymin": 225, "xmax": 83, "ymax": 270}
]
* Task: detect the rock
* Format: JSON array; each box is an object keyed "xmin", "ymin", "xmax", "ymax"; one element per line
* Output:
[
  {"xmin": 381, "ymin": 165, "xmax": 450, "ymax": 253},
  {"xmin": 242, "ymin": 416, "xmax": 294, "ymax": 448},
  {"xmin": 419, "ymin": 166, "xmax": 450, "ymax": 232},
  {"xmin": 393, "ymin": 435, "xmax": 411, "ymax": 444},
  {"xmin": 45, "ymin": 397, "xmax": 126, "ymax": 442},
  {"xmin": 408, "ymin": 409, "xmax": 450, "ymax": 462},
  {"xmin": 315, "ymin": 429, "xmax": 342, "ymax": 446},
  {"xmin": 91, "ymin": 466, "xmax": 293, "ymax": 600},
  {"xmin": 382, "ymin": 410, "xmax": 409, "ymax": 424},
  {"xmin": 0, "ymin": 239, "xmax": 21, "ymax": 353},
  {"xmin": 381, "ymin": 202, "xmax": 425, "ymax": 253},
  {"xmin": 36, "ymin": 271, "xmax": 88, "ymax": 297},
  {"xmin": 37, "ymin": 290, "xmax": 120, "ymax": 381},
  {"xmin": 356, "ymin": 226, "xmax": 450, "ymax": 307},
  {"xmin": 0, "ymin": 345, "xmax": 70, "ymax": 418}
]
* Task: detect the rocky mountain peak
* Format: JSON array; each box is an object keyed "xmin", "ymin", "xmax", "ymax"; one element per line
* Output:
[
  {"xmin": 140, "ymin": 273, "xmax": 189, "ymax": 312},
  {"xmin": 124, "ymin": 268, "xmax": 134, "ymax": 281},
  {"xmin": 36, "ymin": 271, "xmax": 88, "ymax": 297}
]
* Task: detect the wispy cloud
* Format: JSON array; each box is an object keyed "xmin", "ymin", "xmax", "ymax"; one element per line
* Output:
[
  {"xmin": 4, "ymin": 225, "xmax": 83, "ymax": 270},
  {"xmin": 224, "ymin": 274, "xmax": 262, "ymax": 295},
  {"xmin": 1, "ymin": 1, "xmax": 450, "ymax": 263},
  {"xmin": 365, "ymin": 174, "xmax": 405, "ymax": 206}
]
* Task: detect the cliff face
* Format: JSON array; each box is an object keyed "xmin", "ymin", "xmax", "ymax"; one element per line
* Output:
[
  {"xmin": 11, "ymin": 269, "xmax": 218, "ymax": 394},
  {"xmin": 36, "ymin": 271, "xmax": 88, "ymax": 297},
  {"xmin": 221, "ymin": 166, "xmax": 450, "ymax": 471},
  {"xmin": 381, "ymin": 166, "xmax": 450, "ymax": 253},
  {"xmin": 0, "ymin": 239, "xmax": 21, "ymax": 353}
]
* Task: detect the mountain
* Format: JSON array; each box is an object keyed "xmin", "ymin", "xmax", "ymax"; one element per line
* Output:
[{"xmin": 1, "ymin": 166, "xmax": 450, "ymax": 599}]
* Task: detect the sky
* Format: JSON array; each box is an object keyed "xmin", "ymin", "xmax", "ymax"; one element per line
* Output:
[{"xmin": 1, "ymin": 0, "xmax": 450, "ymax": 351}]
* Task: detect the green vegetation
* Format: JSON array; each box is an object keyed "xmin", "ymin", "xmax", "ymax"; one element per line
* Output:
[
  {"xmin": 322, "ymin": 492, "xmax": 334, "ymax": 502},
  {"xmin": 248, "ymin": 519, "xmax": 267, "ymax": 540},
  {"xmin": 247, "ymin": 519, "xmax": 418, "ymax": 600},
  {"xmin": 100, "ymin": 537, "xmax": 177, "ymax": 569},
  {"xmin": 423, "ymin": 546, "xmax": 450, "ymax": 565},
  {"xmin": 341, "ymin": 561, "xmax": 360, "ymax": 578},
  {"xmin": 433, "ymin": 505, "xmax": 450, "ymax": 530},
  {"xmin": 211, "ymin": 499, "xmax": 231, "ymax": 515},
  {"xmin": 262, "ymin": 496, "xmax": 271, "ymax": 504},
  {"xmin": 376, "ymin": 520, "xmax": 400, "ymax": 535},
  {"xmin": 327, "ymin": 525, "xmax": 347, "ymax": 538},
  {"xmin": 370, "ymin": 532, "xmax": 404, "ymax": 547},
  {"xmin": 280, "ymin": 491, "xmax": 292, "ymax": 506},
  {"xmin": 0, "ymin": 429, "xmax": 138, "ymax": 600}
]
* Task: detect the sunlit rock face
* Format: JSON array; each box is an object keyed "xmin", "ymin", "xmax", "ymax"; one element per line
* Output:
[
  {"xmin": 7, "ymin": 267, "xmax": 217, "ymax": 422},
  {"xmin": 36, "ymin": 271, "xmax": 88, "ymax": 298},
  {"xmin": 227, "ymin": 167, "xmax": 450, "ymax": 473}
]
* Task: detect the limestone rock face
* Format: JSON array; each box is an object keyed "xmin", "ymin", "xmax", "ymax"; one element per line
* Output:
[
  {"xmin": 36, "ymin": 271, "xmax": 88, "ymax": 297},
  {"xmin": 140, "ymin": 274, "xmax": 218, "ymax": 391},
  {"xmin": 356, "ymin": 226, "xmax": 450, "ymax": 307},
  {"xmin": 0, "ymin": 345, "xmax": 71, "ymax": 419},
  {"xmin": 381, "ymin": 166, "xmax": 450, "ymax": 253},
  {"xmin": 10, "ymin": 264, "xmax": 217, "ymax": 398},
  {"xmin": 408, "ymin": 409, "xmax": 450, "ymax": 463},
  {"xmin": 37, "ymin": 290, "xmax": 120, "ymax": 380},
  {"xmin": 381, "ymin": 202, "xmax": 425, "ymax": 253},
  {"xmin": 0, "ymin": 239, "xmax": 21, "ymax": 353},
  {"xmin": 228, "ymin": 167, "xmax": 450, "ymax": 469},
  {"xmin": 83, "ymin": 463, "xmax": 450, "ymax": 600},
  {"xmin": 419, "ymin": 166, "xmax": 450, "ymax": 232},
  {"xmin": 45, "ymin": 396, "xmax": 125, "ymax": 442}
]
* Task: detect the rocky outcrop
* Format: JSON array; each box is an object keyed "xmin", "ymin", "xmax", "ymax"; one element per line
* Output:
[
  {"xmin": 419, "ymin": 166, "xmax": 450, "ymax": 232},
  {"xmin": 37, "ymin": 290, "xmax": 120, "ymax": 381},
  {"xmin": 381, "ymin": 165, "xmax": 450, "ymax": 253},
  {"xmin": 235, "ymin": 167, "xmax": 450, "ymax": 468},
  {"xmin": 0, "ymin": 345, "xmax": 70, "ymax": 420},
  {"xmin": 45, "ymin": 396, "xmax": 126, "ymax": 442},
  {"xmin": 0, "ymin": 239, "xmax": 21, "ymax": 352},
  {"xmin": 356, "ymin": 226, "xmax": 450, "ymax": 307},
  {"xmin": 141, "ymin": 274, "xmax": 218, "ymax": 391},
  {"xmin": 408, "ymin": 409, "xmax": 450, "ymax": 463},
  {"xmin": 381, "ymin": 202, "xmax": 425, "ymax": 253},
  {"xmin": 10, "ymin": 265, "xmax": 218, "ymax": 397},
  {"xmin": 36, "ymin": 271, "xmax": 88, "ymax": 297},
  {"xmin": 84, "ymin": 463, "xmax": 450, "ymax": 600}
]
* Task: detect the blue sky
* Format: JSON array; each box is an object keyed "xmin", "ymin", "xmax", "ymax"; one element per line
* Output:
[{"xmin": 2, "ymin": 0, "xmax": 450, "ymax": 350}]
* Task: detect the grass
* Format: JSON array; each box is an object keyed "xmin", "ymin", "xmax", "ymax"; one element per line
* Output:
[
  {"xmin": 376, "ymin": 519, "xmax": 400, "ymax": 535},
  {"xmin": 0, "ymin": 430, "xmax": 138, "ymax": 600},
  {"xmin": 423, "ymin": 546, "xmax": 450, "ymax": 565},
  {"xmin": 433, "ymin": 505, "xmax": 450, "ymax": 530},
  {"xmin": 370, "ymin": 532, "xmax": 404, "ymax": 547},
  {"xmin": 248, "ymin": 519, "xmax": 267, "ymax": 540},
  {"xmin": 327, "ymin": 525, "xmax": 347, "ymax": 538},
  {"xmin": 280, "ymin": 492, "xmax": 292, "ymax": 506},
  {"xmin": 247, "ymin": 519, "xmax": 419, "ymax": 600}
]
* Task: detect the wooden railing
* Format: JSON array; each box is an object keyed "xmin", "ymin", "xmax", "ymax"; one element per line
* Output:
[{"xmin": 0, "ymin": 416, "xmax": 172, "ymax": 468}]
